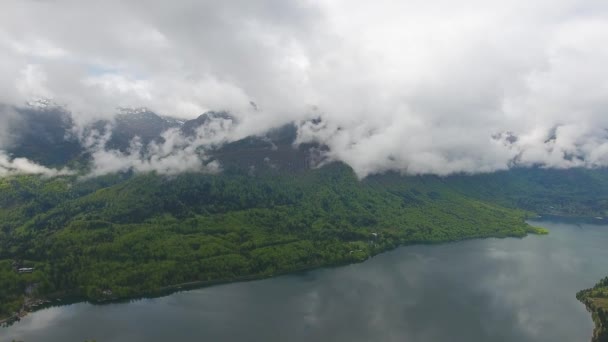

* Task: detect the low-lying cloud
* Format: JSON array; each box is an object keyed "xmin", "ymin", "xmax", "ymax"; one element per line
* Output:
[
  {"xmin": 0, "ymin": 151, "xmax": 73, "ymax": 177},
  {"xmin": 83, "ymin": 115, "xmax": 234, "ymax": 177},
  {"xmin": 1, "ymin": 0, "xmax": 608, "ymax": 177}
]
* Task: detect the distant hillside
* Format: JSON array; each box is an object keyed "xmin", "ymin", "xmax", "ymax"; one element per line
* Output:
[{"xmin": 0, "ymin": 162, "xmax": 551, "ymax": 321}]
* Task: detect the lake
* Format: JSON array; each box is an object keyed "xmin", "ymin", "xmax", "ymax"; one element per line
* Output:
[{"xmin": 2, "ymin": 217, "xmax": 607, "ymax": 342}]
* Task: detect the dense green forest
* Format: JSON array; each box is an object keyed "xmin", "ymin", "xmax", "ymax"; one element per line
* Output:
[
  {"xmin": 0, "ymin": 163, "xmax": 564, "ymax": 320},
  {"xmin": 577, "ymin": 277, "xmax": 608, "ymax": 342},
  {"xmin": 446, "ymin": 168, "xmax": 608, "ymax": 217}
]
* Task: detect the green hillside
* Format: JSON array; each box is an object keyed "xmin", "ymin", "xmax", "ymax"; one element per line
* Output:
[
  {"xmin": 446, "ymin": 168, "xmax": 608, "ymax": 217},
  {"xmin": 0, "ymin": 163, "xmax": 556, "ymax": 320}
]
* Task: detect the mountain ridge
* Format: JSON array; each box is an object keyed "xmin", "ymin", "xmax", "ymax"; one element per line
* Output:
[{"xmin": 1, "ymin": 103, "xmax": 607, "ymax": 341}]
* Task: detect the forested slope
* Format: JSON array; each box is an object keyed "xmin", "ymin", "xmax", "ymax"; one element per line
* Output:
[
  {"xmin": 0, "ymin": 163, "xmax": 550, "ymax": 320},
  {"xmin": 446, "ymin": 168, "xmax": 608, "ymax": 217}
]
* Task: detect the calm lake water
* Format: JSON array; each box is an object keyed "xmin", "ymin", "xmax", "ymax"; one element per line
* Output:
[{"xmin": 2, "ymin": 218, "xmax": 608, "ymax": 342}]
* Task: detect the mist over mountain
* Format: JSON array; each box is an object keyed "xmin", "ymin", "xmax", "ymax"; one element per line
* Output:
[
  {"xmin": 4, "ymin": 4, "xmax": 608, "ymax": 338},
  {"xmin": 0, "ymin": 102, "xmax": 331, "ymax": 177},
  {"xmin": 2, "ymin": 0, "xmax": 608, "ymax": 177},
  {"xmin": 2, "ymin": 98, "xmax": 608, "ymax": 179}
]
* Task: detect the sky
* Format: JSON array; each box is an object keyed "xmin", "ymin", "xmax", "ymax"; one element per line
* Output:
[{"xmin": 1, "ymin": 0, "xmax": 608, "ymax": 177}]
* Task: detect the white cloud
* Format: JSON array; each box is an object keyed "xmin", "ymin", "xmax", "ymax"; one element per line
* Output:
[
  {"xmin": 0, "ymin": 151, "xmax": 73, "ymax": 177},
  {"xmin": 85, "ymin": 114, "xmax": 236, "ymax": 177},
  {"xmin": 1, "ymin": 0, "xmax": 608, "ymax": 176}
]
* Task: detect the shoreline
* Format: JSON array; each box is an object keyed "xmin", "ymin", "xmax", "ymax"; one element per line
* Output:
[
  {"xmin": 2, "ymin": 225, "xmax": 549, "ymax": 327},
  {"xmin": 579, "ymin": 299, "xmax": 605, "ymax": 342},
  {"xmin": 576, "ymin": 279, "xmax": 608, "ymax": 342}
]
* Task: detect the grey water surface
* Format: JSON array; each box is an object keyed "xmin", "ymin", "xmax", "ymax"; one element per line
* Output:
[{"xmin": 2, "ymin": 218, "xmax": 607, "ymax": 342}]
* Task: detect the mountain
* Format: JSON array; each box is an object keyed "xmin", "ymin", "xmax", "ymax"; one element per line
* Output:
[
  {"xmin": 1, "ymin": 102, "xmax": 83, "ymax": 167},
  {"xmin": 1, "ymin": 104, "xmax": 331, "ymax": 174},
  {"xmin": 215, "ymin": 123, "xmax": 329, "ymax": 173},
  {"xmin": 0, "ymin": 104, "xmax": 606, "ymax": 328},
  {"xmin": 105, "ymin": 108, "xmax": 182, "ymax": 151},
  {"xmin": 180, "ymin": 111, "xmax": 234, "ymax": 137},
  {"xmin": 3, "ymin": 103, "xmax": 607, "ymax": 217}
]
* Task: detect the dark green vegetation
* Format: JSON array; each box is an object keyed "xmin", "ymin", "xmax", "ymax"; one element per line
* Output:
[
  {"xmin": 577, "ymin": 277, "xmax": 608, "ymax": 342},
  {"xmin": 448, "ymin": 168, "xmax": 608, "ymax": 217},
  {"xmin": 2, "ymin": 106, "xmax": 606, "ymax": 342},
  {"xmin": 1, "ymin": 163, "xmax": 606, "ymax": 322},
  {"xmin": 0, "ymin": 163, "xmax": 556, "ymax": 320}
]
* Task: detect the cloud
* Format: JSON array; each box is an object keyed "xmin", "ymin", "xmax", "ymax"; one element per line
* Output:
[
  {"xmin": 0, "ymin": 105, "xmax": 66, "ymax": 178},
  {"xmin": 1, "ymin": 0, "xmax": 608, "ymax": 177},
  {"xmin": 0, "ymin": 151, "xmax": 73, "ymax": 177},
  {"xmin": 0, "ymin": 105, "xmax": 19, "ymax": 148},
  {"xmin": 84, "ymin": 114, "xmax": 235, "ymax": 177}
]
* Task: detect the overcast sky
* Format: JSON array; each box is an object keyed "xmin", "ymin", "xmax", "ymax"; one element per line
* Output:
[{"xmin": 2, "ymin": 0, "xmax": 608, "ymax": 177}]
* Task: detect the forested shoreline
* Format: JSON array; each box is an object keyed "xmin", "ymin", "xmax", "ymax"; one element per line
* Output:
[
  {"xmin": 578, "ymin": 277, "xmax": 608, "ymax": 342},
  {"xmin": 0, "ymin": 163, "xmax": 563, "ymax": 321}
]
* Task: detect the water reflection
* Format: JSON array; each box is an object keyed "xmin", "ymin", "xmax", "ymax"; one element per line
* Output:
[{"xmin": 2, "ymin": 219, "xmax": 607, "ymax": 342}]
